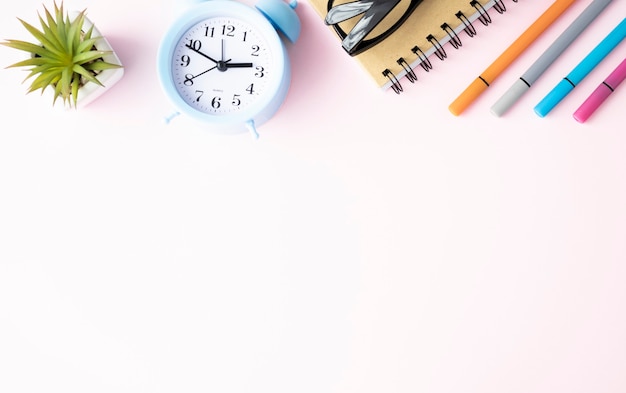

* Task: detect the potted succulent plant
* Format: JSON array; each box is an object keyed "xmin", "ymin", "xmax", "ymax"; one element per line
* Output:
[{"xmin": 1, "ymin": 2, "xmax": 124, "ymax": 108}]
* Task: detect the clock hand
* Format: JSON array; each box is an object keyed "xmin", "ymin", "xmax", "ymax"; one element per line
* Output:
[
  {"xmin": 188, "ymin": 59, "xmax": 232, "ymax": 81},
  {"xmin": 216, "ymin": 59, "xmax": 251, "ymax": 71},
  {"xmin": 224, "ymin": 62, "xmax": 253, "ymax": 68},
  {"xmin": 216, "ymin": 39, "xmax": 252, "ymax": 69},
  {"xmin": 182, "ymin": 39, "xmax": 250, "ymax": 72},
  {"xmin": 185, "ymin": 42, "xmax": 219, "ymax": 64},
  {"xmin": 188, "ymin": 65, "xmax": 218, "ymax": 81}
]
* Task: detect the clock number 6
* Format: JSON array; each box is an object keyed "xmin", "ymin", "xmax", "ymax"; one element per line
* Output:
[{"xmin": 211, "ymin": 96, "xmax": 221, "ymax": 109}]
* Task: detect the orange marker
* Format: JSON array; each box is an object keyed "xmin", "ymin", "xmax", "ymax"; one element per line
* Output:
[{"xmin": 449, "ymin": 0, "xmax": 576, "ymax": 116}]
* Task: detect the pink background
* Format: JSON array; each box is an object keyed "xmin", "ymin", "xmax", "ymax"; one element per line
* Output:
[{"xmin": 1, "ymin": 1, "xmax": 625, "ymax": 392}]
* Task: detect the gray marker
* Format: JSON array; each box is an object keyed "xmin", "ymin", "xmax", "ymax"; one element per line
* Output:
[{"xmin": 491, "ymin": 0, "xmax": 613, "ymax": 117}]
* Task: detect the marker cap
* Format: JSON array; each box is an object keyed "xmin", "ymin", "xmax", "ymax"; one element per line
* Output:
[
  {"xmin": 573, "ymin": 83, "xmax": 612, "ymax": 123},
  {"xmin": 534, "ymin": 79, "xmax": 574, "ymax": 117},
  {"xmin": 491, "ymin": 79, "xmax": 530, "ymax": 117},
  {"xmin": 449, "ymin": 78, "xmax": 489, "ymax": 116}
]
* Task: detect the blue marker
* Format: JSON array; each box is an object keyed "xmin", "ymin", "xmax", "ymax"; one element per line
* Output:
[{"xmin": 535, "ymin": 18, "xmax": 626, "ymax": 117}]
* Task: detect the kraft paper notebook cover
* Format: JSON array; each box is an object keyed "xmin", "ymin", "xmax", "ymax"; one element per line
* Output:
[{"xmin": 308, "ymin": 0, "xmax": 520, "ymax": 93}]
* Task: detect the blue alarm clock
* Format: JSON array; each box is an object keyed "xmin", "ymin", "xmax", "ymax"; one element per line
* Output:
[{"xmin": 157, "ymin": 0, "xmax": 300, "ymax": 137}]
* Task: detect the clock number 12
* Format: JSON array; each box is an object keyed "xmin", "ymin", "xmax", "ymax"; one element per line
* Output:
[{"xmin": 205, "ymin": 25, "xmax": 236, "ymax": 37}]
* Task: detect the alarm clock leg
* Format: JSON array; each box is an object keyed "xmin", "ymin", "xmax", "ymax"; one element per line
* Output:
[
  {"xmin": 245, "ymin": 120, "xmax": 260, "ymax": 139},
  {"xmin": 164, "ymin": 111, "xmax": 181, "ymax": 124}
]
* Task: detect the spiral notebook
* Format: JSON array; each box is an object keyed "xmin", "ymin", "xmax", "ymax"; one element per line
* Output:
[{"xmin": 309, "ymin": 0, "xmax": 522, "ymax": 93}]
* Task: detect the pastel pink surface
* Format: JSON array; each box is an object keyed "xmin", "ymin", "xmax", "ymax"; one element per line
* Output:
[{"xmin": 2, "ymin": 1, "xmax": 626, "ymax": 393}]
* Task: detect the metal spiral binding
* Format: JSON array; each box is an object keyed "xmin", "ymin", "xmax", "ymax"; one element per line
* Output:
[
  {"xmin": 493, "ymin": 0, "xmax": 506, "ymax": 14},
  {"xmin": 398, "ymin": 58, "xmax": 418, "ymax": 82},
  {"xmin": 411, "ymin": 45, "xmax": 432, "ymax": 71},
  {"xmin": 441, "ymin": 23, "xmax": 462, "ymax": 49},
  {"xmin": 471, "ymin": 0, "xmax": 492, "ymax": 26},
  {"xmin": 456, "ymin": 11, "xmax": 477, "ymax": 37},
  {"xmin": 383, "ymin": 69, "xmax": 403, "ymax": 94},
  {"xmin": 427, "ymin": 34, "xmax": 447, "ymax": 60},
  {"xmin": 384, "ymin": 0, "xmax": 520, "ymax": 94}
]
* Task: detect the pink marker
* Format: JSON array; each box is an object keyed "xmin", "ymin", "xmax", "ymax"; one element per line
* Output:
[{"xmin": 574, "ymin": 57, "xmax": 626, "ymax": 123}]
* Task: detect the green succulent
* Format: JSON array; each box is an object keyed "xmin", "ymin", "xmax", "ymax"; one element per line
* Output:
[{"xmin": 1, "ymin": 2, "xmax": 122, "ymax": 107}]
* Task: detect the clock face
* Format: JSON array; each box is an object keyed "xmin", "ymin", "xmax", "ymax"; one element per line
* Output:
[{"xmin": 171, "ymin": 17, "xmax": 277, "ymax": 116}]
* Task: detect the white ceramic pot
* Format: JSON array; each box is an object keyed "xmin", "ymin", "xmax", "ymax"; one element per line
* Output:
[{"xmin": 71, "ymin": 13, "xmax": 124, "ymax": 109}]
